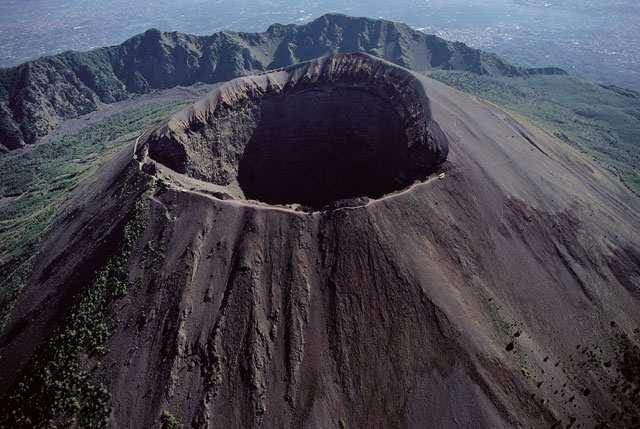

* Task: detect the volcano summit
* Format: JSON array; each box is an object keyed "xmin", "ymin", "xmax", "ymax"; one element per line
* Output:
[
  {"xmin": 144, "ymin": 53, "xmax": 449, "ymax": 209},
  {"xmin": 1, "ymin": 53, "xmax": 639, "ymax": 428}
]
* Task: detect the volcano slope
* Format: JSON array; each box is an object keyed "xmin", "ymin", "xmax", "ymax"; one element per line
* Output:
[{"xmin": 1, "ymin": 53, "xmax": 640, "ymax": 428}]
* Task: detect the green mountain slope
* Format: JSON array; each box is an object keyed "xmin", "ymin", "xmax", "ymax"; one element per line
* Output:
[{"xmin": 0, "ymin": 101, "xmax": 189, "ymax": 328}]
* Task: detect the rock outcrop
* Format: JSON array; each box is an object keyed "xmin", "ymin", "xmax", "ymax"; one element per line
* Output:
[{"xmin": 0, "ymin": 13, "xmax": 566, "ymax": 151}]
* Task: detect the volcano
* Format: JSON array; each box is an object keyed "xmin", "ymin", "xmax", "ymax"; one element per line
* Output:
[
  {"xmin": 1, "ymin": 53, "xmax": 639, "ymax": 428},
  {"xmin": 145, "ymin": 52, "xmax": 448, "ymax": 210}
]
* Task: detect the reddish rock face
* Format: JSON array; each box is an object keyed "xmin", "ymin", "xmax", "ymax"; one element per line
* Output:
[{"xmin": 145, "ymin": 53, "xmax": 449, "ymax": 209}]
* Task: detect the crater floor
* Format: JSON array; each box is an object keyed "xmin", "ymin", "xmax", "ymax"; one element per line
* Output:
[{"xmin": 238, "ymin": 87, "xmax": 412, "ymax": 208}]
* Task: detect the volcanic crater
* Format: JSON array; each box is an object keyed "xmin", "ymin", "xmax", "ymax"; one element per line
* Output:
[{"xmin": 144, "ymin": 53, "xmax": 449, "ymax": 209}]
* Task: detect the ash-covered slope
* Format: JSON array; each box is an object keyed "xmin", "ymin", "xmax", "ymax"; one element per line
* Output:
[
  {"xmin": 0, "ymin": 13, "xmax": 566, "ymax": 151},
  {"xmin": 1, "ymin": 54, "xmax": 638, "ymax": 428}
]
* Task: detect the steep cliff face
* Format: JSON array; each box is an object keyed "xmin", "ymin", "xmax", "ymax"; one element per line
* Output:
[
  {"xmin": 1, "ymin": 55, "xmax": 637, "ymax": 429},
  {"xmin": 0, "ymin": 13, "xmax": 566, "ymax": 151}
]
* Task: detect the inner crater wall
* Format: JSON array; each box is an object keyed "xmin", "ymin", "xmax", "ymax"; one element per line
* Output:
[
  {"xmin": 238, "ymin": 87, "xmax": 413, "ymax": 208},
  {"xmin": 145, "ymin": 53, "xmax": 449, "ymax": 208}
]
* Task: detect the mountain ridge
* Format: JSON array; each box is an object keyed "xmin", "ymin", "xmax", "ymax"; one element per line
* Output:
[{"xmin": 0, "ymin": 13, "xmax": 566, "ymax": 151}]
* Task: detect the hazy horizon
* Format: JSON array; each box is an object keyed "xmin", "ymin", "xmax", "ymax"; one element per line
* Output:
[{"xmin": 1, "ymin": 0, "xmax": 639, "ymax": 89}]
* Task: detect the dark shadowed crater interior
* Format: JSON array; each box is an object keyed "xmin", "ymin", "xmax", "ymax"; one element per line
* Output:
[{"xmin": 238, "ymin": 87, "xmax": 428, "ymax": 209}]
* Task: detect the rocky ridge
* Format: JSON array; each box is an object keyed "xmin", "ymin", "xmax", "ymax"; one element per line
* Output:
[{"xmin": 0, "ymin": 13, "xmax": 566, "ymax": 151}]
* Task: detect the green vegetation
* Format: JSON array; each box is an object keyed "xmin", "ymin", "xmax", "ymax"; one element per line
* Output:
[
  {"xmin": 0, "ymin": 101, "xmax": 188, "ymax": 329},
  {"xmin": 0, "ymin": 98, "xmax": 190, "ymax": 427},
  {"xmin": 428, "ymin": 72, "xmax": 640, "ymax": 194},
  {"xmin": 0, "ymin": 185, "xmax": 151, "ymax": 428},
  {"xmin": 161, "ymin": 411, "xmax": 184, "ymax": 429}
]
